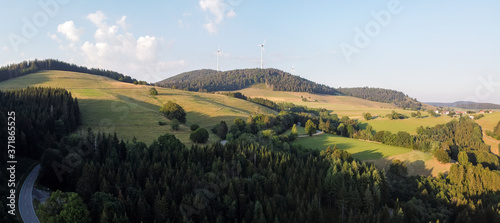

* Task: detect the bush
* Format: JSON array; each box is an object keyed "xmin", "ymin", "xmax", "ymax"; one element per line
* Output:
[
  {"xmin": 170, "ymin": 119, "xmax": 180, "ymax": 131},
  {"xmin": 160, "ymin": 101, "xmax": 187, "ymax": 123},
  {"xmin": 158, "ymin": 121, "xmax": 167, "ymax": 126},
  {"xmin": 387, "ymin": 110, "xmax": 407, "ymax": 120},
  {"xmin": 190, "ymin": 124, "xmax": 200, "ymax": 131},
  {"xmin": 149, "ymin": 87, "xmax": 158, "ymax": 95},
  {"xmin": 190, "ymin": 128, "xmax": 209, "ymax": 143},
  {"xmin": 363, "ymin": 112, "xmax": 372, "ymax": 121},
  {"xmin": 434, "ymin": 149, "xmax": 450, "ymax": 163}
]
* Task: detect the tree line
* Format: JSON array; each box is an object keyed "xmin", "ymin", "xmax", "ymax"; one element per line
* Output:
[
  {"xmin": 0, "ymin": 59, "xmax": 138, "ymax": 84},
  {"xmin": 0, "ymin": 87, "xmax": 81, "ymax": 160},
  {"xmin": 338, "ymin": 87, "xmax": 423, "ymax": 110}
]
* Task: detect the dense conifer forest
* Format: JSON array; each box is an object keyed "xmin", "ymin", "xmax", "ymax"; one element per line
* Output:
[
  {"xmin": 338, "ymin": 87, "xmax": 423, "ymax": 110},
  {"xmin": 157, "ymin": 68, "xmax": 342, "ymax": 95},
  {"xmin": 0, "ymin": 87, "xmax": 81, "ymax": 223},
  {"xmin": 158, "ymin": 69, "xmax": 424, "ymax": 109}
]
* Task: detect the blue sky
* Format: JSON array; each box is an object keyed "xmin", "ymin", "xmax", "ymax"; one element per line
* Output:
[{"xmin": 1, "ymin": 0, "xmax": 499, "ymax": 104}]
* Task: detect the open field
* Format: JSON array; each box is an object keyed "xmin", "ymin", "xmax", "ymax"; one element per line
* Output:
[
  {"xmin": 0, "ymin": 71, "xmax": 276, "ymax": 145},
  {"xmin": 362, "ymin": 115, "xmax": 456, "ymax": 134},
  {"xmin": 293, "ymin": 134, "xmax": 450, "ymax": 176},
  {"xmin": 293, "ymin": 133, "xmax": 412, "ymax": 160},
  {"xmin": 238, "ymin": 85, "xmax": 455, "ymax": 134},
  {"xmin": 475, "ymin": 112, "xmax": 500, "ymax": 155},
  {"xmin": 366, "ymin": 151, "xmax": 452, "ymax": 177}
]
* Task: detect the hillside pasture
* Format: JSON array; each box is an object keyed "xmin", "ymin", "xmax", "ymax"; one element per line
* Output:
[{"xmin": 0, "ymin": 71, "xmax": 276, "ymax": 145}]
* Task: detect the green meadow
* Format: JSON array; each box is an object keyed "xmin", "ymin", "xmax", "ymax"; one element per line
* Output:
[
  {"xmin": 293, "ymin": 133, "xmax": 412, "ymax": 160},
  {"xmin": 0, "ymin": 71, "xmax": 276, "ymax": 145}
]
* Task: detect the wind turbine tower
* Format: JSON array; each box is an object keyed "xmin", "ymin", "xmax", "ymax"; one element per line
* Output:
[
  {"xmin": 258, "ymin": 39, "xmax": 266, "ymax": 69},
  {"xmin": 217, "ymin": 46, "xmax": 221, "ymax": 72}
]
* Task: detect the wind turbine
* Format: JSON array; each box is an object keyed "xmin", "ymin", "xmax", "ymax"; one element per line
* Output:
[
  {"xmin": 291, "ymin": 64, "xmax": 295, "ymax": 74},
  {"xmin": 217, "ymin": 46, "xmax": 221, "ymax": 72},
  {"xmin": 258, "ymin": 39, "xmax": 266, "ymax": 69}
]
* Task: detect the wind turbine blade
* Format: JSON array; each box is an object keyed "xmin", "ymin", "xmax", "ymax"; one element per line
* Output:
[{"xmin": 263, "ymin": 38, "xmax": 267, "ymax": 45}]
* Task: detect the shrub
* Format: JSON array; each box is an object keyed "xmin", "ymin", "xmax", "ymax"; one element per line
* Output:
[
  {"xmin": 170, "ymin": 119, "xmax": 180, "ymax": 131},
  {"xmin": 149, "ymin": 87, "xmax": 158, "ymax": 95},
  {"xmin": 159, "ymin": 101, "xmax": 186, "ymax": 123},
  {"xmin": 190, "ymin": 128, "xmax": 209, "ymax": 143},
  {"xmin": 190, "ymin": 124, "xmax": 200, "ymax": 131},
  {"xmin": 363, "ymin": 112, "xmax": 372, "ymax": 121}
]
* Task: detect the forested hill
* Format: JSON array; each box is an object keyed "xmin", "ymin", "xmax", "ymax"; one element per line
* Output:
[
  {"xmin": 0, "ymin": 59, "xmax": 140, "ymax": 84},
  {"xmin": 338, "ymin": 87, "xmax": 423, "ymax": 110},
  {"xmin": 158, "ymin": 69, "xmax": 424, "ymax": 109},
  {"xmin": 156, "ymin": 68, "xmax": 342, "ymax": 95}
]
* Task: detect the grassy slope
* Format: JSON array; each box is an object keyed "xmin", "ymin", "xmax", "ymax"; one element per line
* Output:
[
  {"xmin": 475, "ymin": 112, "xmax": 500, "ymax": 155},
  {"xmin": 238, "ymin": 84, "xmax": 452, "ymax": 134},
  {"xmin": 240, "ymin": 84, "xmax": 455, "ymax": 176},
  {"xmin": 0, "ymin": 71, "xmax": 276, "ymax": 145},
  {"xmin": 293, "ymin": 134, "xmax": 412, "ymax": 160},
  {"xmin": 293, "ymin": 134, "xmax": 450, "ymax": 177}
]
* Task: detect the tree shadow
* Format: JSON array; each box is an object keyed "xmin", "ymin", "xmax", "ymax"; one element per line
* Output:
[
  {"xmin": 351, "ymin": 149, "xmax": 384, "ymax": 160},
  {"xmin": 365, "ymin": 157, "xmax": 435, "ymax": 177}
]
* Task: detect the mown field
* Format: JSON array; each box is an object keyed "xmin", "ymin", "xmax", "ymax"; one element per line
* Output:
[
  {"xmin": 475, "ymin": 112, "xmax": 500, "ymax": 155},
  {"xmin": 293, "ymin": 133, "xmax": 450, "ymax": 176},
  {"xmin": 0, "ymin": 71, "xmax": 276, "ymax": 145},
  {"xmin": 238, "ymin": 84, "xmax": 500, "ymax": 138},
  {"xmin": 293, "ymin": 133, "xmax": 412, "ymax": 160}
]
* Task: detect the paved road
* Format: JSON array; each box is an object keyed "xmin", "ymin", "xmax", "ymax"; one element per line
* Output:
[{"xmin": 19, "ymin": 164, "xmax": 41, "ymax": 223}]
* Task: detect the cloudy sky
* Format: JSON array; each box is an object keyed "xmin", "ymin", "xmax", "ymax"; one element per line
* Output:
[{"xmin": 1, "ymin": 0, "xmax": 499, "ymax": 103}]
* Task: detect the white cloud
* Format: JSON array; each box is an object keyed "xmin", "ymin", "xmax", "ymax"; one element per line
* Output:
[
  {"xmin": 199, "ymin": 0, "xmax": 225, "ymax": 23},
  {"xmin": 117, "ymin": 16, "xmax": 127, "ymax": 30},
  {"xmin": 47, "ymin": 32, "xmax": 61, "ymax": 42},
  {"xmin": 226, "ymin": 9, "xmax": 236, "ymax": 18},
  {"xmin": 57, "ymin": 21, "xmax": 84, "ymax": 42},
  {"xmin": 2, "ymin": 46, "xmax": 9, "ymax": 52},
  {"xmin": 59, "ymin": 11, "xmax": 185, "ymax": 82},
  {"xmin": 199, "ymin": 0, "xmax": 237, "ymax": 33},
  {"xmin": 87, "ymin": 11, "xmax": 107, "ymax": 27},
  {"xmin": 136, "ymin": 35, "xmax": 158, "ymax": 62},
  {"xmin": 204, "ymin": 21, "xmax": 217, "ymax": 33}
]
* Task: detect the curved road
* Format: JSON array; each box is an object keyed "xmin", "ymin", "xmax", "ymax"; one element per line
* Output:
[{"xmin": 19, "ymin": 164, "xmax": 41, "ymax": 223}]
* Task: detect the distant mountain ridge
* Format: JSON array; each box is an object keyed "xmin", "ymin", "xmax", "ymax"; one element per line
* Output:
[{"xmin": 426, "ymin": 101, "xmax": 500, "ymax": 109}]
